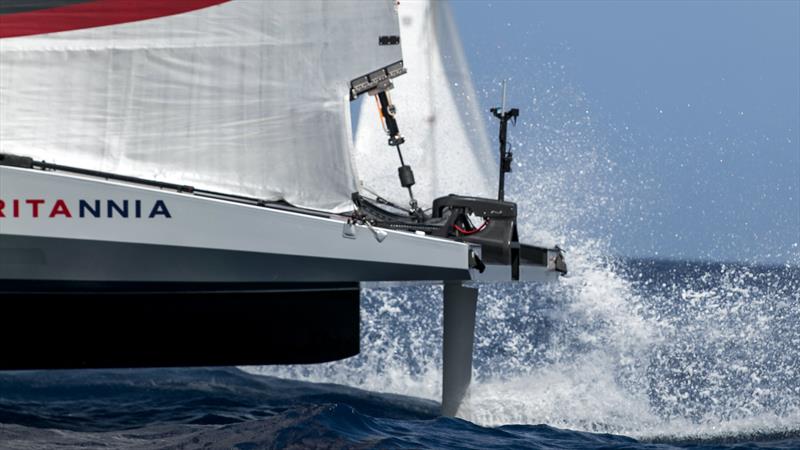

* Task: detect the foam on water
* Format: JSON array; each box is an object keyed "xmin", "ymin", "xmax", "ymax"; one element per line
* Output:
[
  {"xmin": 248, "ymin": 247, "xmax": 799, "ymax": 441},
  {"xmin": 460, "ymin": 255, "xmax": 800, "ymax": 440},
  {"xmin": 245, "ymin": 63, "xmax": 800, "ymax": 441}
]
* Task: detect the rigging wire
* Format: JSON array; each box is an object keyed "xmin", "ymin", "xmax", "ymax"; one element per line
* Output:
[{"xmin": 374, "ymin": 95, "xmax": 389, "ymax": 134}]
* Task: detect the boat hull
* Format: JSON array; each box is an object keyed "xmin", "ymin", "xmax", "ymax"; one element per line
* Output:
[
  {"xmin": 0, "ymin": 163, "xmax": 561, "ymax": 371},
  {"xmin": 0, "ymin": 166, "xmax": 472, "ymax": 284},
  {"xmin": 0, "ymin": 165, "xmax": 464, "ymax": 369},
  {"xmin": 0, "ymin": 281, "xmax": 360, "ymax": 369}
]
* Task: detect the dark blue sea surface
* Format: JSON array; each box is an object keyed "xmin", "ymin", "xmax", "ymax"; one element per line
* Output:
[
  {"xmin": 1, "ymin": 259, "xmax": 798, "ymax": 449},
  {"xmin": 1, "ymin": 367, "xmax": 796, "ymax": 449}
]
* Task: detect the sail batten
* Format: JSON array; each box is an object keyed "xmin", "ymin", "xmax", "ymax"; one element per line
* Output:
[{"xmin": 0, "ymin": 0, "xmax": 403, "ymax": 212}]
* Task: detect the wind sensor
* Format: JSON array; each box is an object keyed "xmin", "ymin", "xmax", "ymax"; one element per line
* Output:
[{"xmin": 490, "ymin": 80, "xmax": 519, "ymax": 202}]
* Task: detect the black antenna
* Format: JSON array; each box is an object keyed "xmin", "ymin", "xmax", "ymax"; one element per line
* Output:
[{"xmin": 490, "ymin": 80, "xmax": 518, "ymax": 202}]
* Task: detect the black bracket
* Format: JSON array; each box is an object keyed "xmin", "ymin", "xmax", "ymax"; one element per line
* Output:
[
  {"xmin": 490, "ymin": 107, "xmax": 519, "ymax": 201},
  {"xmin": 0, "ymin": 153, "xmax": 33, "ymax": 168},
  {"xmin": 379, "ymin": 35, "xmax": 401, "ymax": 46}
]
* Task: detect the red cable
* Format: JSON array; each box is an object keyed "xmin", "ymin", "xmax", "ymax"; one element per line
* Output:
[{"xmin": 454, "ymin": 218, "xmax": 489, "ymax": 235}]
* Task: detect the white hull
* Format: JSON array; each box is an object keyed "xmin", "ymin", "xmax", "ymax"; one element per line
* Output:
[
  {"xmin": 0, "ymin": 166, "xmax": 471, "ymax": 283},
  {"xmin": 0, "ymin": 165, "xmax": 559, "ymax": 284}
]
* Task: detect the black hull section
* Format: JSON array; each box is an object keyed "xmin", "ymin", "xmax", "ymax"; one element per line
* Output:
[{"xmin": 0, "ymin": 282, "xmax": 360, "ymax": 370}]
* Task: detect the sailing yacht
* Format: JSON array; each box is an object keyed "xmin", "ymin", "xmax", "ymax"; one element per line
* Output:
[{"xmin": 0, "ymin": 0, "xmax": 564, "ymax": 415}]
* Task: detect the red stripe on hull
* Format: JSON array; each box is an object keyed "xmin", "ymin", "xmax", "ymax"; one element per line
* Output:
[{"xmin": 0, "ymin": 0, "xmax": 230, "ymax": 38}]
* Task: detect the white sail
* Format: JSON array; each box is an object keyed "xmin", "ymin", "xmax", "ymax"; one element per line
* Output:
[
  {"xmin": 353, "ymin": 0, "xmax": 496, "ymax": 208},
  {"xmin": 0, "ymin": 0, "xmax": 402, "ymax": 212}
]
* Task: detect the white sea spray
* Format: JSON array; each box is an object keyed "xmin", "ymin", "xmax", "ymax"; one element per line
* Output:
[{"xmin": 245, "ymin": 56, "xmax": 800, "ymax": 441}]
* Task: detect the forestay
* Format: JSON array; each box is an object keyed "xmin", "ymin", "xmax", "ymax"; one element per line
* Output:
[
  {"xmin": 0, "ymin": 0, "xmax": 402, "ymax": 212},
  {"xmin": 354, "ymin": 0, "xmax": 496, "ymax": 208}
]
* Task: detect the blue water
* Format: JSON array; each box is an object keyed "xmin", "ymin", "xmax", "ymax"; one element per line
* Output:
[
  {"xmin": 0, "ymin": 367, "xmax": 640, "ymax": 449},
  {"xmin": 1, "ymin": 259, "xmax": 798, "ymax": 449}
]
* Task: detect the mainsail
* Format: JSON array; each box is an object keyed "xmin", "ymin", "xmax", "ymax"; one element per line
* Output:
[
  {"xmin": 354, "ymin": 0, "xmax": 496, "ymax": 208},
  {"xmin": 0, "ymin": 0, "xmax": 403, "ymax": 212}
]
